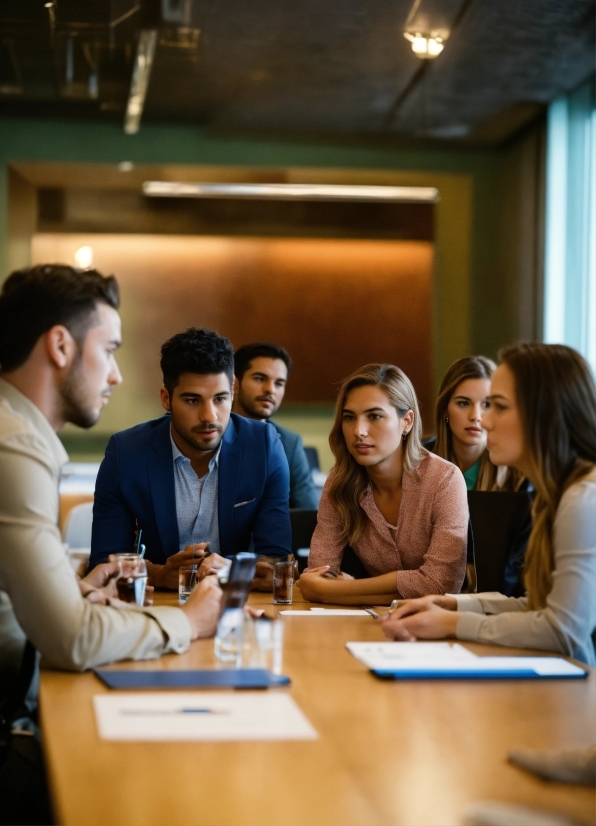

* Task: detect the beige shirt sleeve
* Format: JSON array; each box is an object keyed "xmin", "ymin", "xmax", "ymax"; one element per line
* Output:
[
  {"xmin": 454, "ymin": 474, "xmax": 596, "ymax": 667},
  {"xmin": 0, "ymin": 440, "xmax": 192, "ymax": 673}
]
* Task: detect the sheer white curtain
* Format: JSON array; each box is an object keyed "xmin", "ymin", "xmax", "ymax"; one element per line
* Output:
[{"xmin": 543, "ymin": 77, "xmax": 596, "ymax": 373}]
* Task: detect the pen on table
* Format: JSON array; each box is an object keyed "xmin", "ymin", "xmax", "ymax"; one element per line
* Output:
[
  {"xmin": 364, "ymin": 607, "xmax": 380, "ymax": 619},
  {"xmin": 119, "ymin": 708, "xmax": 230, "ymax": 716}
]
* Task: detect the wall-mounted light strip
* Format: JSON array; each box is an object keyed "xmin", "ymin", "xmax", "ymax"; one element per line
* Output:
[
  {"xmin": 142, "ymin": 181, "xmax": 439, "ymax": 202},
  {"xmin": 124, "ymin": 29, "xmax": 157, "ymax": 135}
]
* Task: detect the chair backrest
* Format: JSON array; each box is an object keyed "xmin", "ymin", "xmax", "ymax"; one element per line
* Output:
[
  {"xmin": 289, "ymin": 509, "xmax": 318, "ymax": 571},
  {"xmin": 303, "ymin": 446, "xmax": 321, "ymax": 473},
  {"xmin": 467, "ymin": 491, "xmax": 533, "ymax": 593},
  {"xmin": 63, "ymin": 501, "xmax": 94, "ymax": 549}
]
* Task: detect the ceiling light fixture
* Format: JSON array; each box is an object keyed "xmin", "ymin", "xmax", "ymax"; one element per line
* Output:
[
  {"xmin": 403, "ymin": 31, "xmax": 445, "ymax": 59},
  {"xmin": 142, "ymin": 182, "xmax": 439, "ymax": 203},
  {"xmin": 124, "ymin": 29, "xmax": 157, "ymax": 135}
]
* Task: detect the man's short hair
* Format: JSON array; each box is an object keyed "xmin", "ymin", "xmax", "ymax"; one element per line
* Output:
[
  {"xmin": 0, "ymin": 264, "xmax": 120, "ymax": 372},
  {"xmin": 234, "ymin": 342, "xmax": 292, "ymax": 381},
  {"xmin": 160, "ymin": 328, "xmax": 235, "ymax": 393}
]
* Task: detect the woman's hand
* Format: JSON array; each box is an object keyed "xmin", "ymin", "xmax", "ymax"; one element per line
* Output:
[
  {"xmin": 298, "ymin": 566, "xmax": 335, "ymax": 602},
  {"xmin": 381, "ymin": 596, "xmax": 461, "ymax": 641}
]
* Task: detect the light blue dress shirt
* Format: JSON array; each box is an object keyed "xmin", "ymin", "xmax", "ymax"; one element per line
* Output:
[{"xmin": 170, "ymin": 432, "xmax": 221, "ymax": 555}]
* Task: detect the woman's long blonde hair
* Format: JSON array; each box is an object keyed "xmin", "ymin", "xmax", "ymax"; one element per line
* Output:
[
  {"xmin": 327, "ymin": 364, "xmax": 426, "ymax": 546},
  {"xmin": 434, "ymin": 356, "xmax": 498, "ymax": 490},
  {"xmin": 500, "ymin": 343, "xmax": 596, "ymax": 609}
]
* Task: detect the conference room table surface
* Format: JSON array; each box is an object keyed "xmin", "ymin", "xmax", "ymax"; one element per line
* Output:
[{"xmin": 39, "ymin": 590, "xmax": 595, "ymax": 826}]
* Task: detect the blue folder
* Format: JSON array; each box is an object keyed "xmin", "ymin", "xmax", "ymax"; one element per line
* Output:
[
  {"xmin": 94, "ymin": 668, "xmax": 291, "ymax": 690},
  {"xmin": 371, "ymin": 656, "xmax": 587, "ymax": 681}
]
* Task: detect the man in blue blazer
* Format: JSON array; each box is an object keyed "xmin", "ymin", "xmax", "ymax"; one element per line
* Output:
[
  {"xmin": 89, "ymin": 328, "xmax": 291, "ymax": 589},
  {"xmin": 233, "ymin": 342, "xmax": 319, "ymax": 509}
]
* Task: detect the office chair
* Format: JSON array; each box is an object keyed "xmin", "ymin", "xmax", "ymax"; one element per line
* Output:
[{"xmin": 467, "ymin": 490, "xmax": 533, "ymax": 595}]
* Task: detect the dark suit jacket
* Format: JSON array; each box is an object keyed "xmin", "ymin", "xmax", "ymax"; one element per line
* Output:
[
  {"xmin": 270, "ymin": 421, "xmax": 319, "ymax": 510},
  {"xmin": 89, "ymin": 413, "xmax": 291, "ymax": 567}
]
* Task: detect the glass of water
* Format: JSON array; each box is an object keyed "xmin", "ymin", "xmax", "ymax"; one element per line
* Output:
[
  {"xmin": 273, "ymin": 560, "xmax": 294, "ymax": 604},
  {"xmin": 108, "ymin": 553, "xmax": 147, "ymax": 607},
  {"xmin": 178, "ymin": 565, "xmax": 198, "ymax": 604}
]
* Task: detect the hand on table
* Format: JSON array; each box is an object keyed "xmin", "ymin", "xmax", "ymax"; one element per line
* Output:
[
  {"xmin": 148, "ymin": 543, "xmax": 210, "ymax": 590},
  {"xmin": 251, "ymin": 558, "xmax": 275, "ymax": 592},
  {"xmin": 180, "ymin": 576, "xmax": 223, "ymax": 639},
  {"xmin": 381, "ymin": 595, "xmax": 460, "ymax": 641},
  {"xmin": 298, "ymin": 566, "xmax": 336, "ymax": 602}
]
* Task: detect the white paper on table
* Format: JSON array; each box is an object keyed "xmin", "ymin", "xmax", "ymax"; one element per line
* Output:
[
  {"xmin": 310, "ymin": 608, "xmax": 369, "ymax": 616},
  {"xmin": 94, "ymin": 691, "xmax": 318, "ymax": 742},
  {"xmin": 279, "ymin": 608, "xmax": 369, "ymax": 616},
  {"xmin": 346, "ymin": 641, "xmax": 478, "ymax": 669}
]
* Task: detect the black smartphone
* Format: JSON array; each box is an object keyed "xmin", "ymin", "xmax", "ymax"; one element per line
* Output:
[{"xmin": 219, "ymin": 552, "xmax": 258, "ymax": 614}]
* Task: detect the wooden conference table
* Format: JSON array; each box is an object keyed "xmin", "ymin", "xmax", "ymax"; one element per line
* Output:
[{"xmin": 39, "ymin": 591, "xmax": 596, "ymax": 826}]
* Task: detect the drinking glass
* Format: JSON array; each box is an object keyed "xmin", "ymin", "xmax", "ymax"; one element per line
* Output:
[
  {"xmin": 272, "ymin": 560, "xmax": 294, "ymax": 604},
  {"xmin": 178, "ymin": 565, "xmax": 198, "ymax": 604},
  {"xmin": 214, "ymin": 607, "xmax": 244, "ymax": 663},
  {"xmin": 108, "ymin": 553, "xmax": 147, "ymax": 606}
]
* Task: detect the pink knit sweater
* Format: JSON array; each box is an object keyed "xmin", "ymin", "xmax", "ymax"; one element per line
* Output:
[{"xmin": 309, "ymin": 452, "xmax": 468, "ymax": 598}]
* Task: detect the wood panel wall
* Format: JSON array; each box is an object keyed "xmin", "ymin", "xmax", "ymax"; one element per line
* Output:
[{"xmin": 32, "ymin": 233, "xmax": 433, "ymax": 431}]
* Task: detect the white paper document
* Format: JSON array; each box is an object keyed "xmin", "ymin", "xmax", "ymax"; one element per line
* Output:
[
  {"xmin": 94, "ymin": 691, "xmax": 318, "ymax": 742},
  {"xmin": 280, "ymin": 608, "xmax": 369, "ymax": 616},
  {"xmin": 346, "ymin": 641, "xmax": 477, "ymax": 670},
  {"xmin": 345, "ymin": 643, "xmax": 586, "ymax": 678}
]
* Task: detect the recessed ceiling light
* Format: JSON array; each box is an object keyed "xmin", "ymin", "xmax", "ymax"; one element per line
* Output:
[{"xmin": 404, "ymin": 31, "xmax": 445, "ymax": 59}]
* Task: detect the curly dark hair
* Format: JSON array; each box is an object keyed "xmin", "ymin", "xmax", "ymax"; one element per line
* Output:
[
  {"xmin": 160, "ymin": 328, "xmax": 235, "ymax": 392},
  {"xmin": 234, "ymin": 342, "xmax": 292, "ymax": 380},
  {"xmin": 0, "ymin": 264, "xmax": 120, "ymax": 372}
]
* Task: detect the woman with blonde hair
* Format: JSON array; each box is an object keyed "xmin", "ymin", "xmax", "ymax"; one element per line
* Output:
[
  {"xmin": 299, "ymin": 364, "xmax": 468, "ymax": 605},
  {"xmin": 382, "ymin": 343, "xmax": 596, "ymax": 666}
]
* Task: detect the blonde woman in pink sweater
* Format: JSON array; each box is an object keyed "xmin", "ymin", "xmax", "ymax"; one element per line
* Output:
[{"xmin": 299, "ymin": 364, "xmax": 468, "ymax": 605}]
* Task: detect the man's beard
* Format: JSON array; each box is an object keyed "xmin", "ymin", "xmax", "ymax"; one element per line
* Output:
[
  {"xmin": 238, "ymin": 389, "xmax": 278, "ymax": 420},
  {"xmin": 59, "ymin": 356, "xmax": 103, "ymax": 429},
  {"xmin": 172, "ymin": 419, "xmax": 225, "ymax": 452}
]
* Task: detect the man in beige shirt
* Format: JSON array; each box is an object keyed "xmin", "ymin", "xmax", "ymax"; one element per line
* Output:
[{"xmin": 0, "ymin": 264, "xmax": 222, "ymax": 690}]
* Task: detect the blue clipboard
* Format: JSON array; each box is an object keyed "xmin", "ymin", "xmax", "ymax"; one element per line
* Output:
[{"xmin": 94, "ymin": 668, "xmax": 291, "ymax": 690}]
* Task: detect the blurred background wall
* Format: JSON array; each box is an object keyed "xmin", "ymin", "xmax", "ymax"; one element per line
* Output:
[
  {"xmin": 0, "ymin": 115, "xmax": 545, "ymax": 465},
  {"xmin": 32, "ymin": 233, "xmax": 433, "ymax": 469}
]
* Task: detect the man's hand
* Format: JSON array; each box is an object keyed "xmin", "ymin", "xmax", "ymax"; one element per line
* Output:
[
  {"xmin": 297, "ymin": 566, "xmax": 335, "ymax": 602},
  {"xmin": 148, "ymin": 543, "xmax": 210, "ymax": 590},
  {"xmin": 197, "ymin": 552, "xmax": 230, "ymax": 580},
  {"xmin": 80, "ymin": 561, "xmax": 119, "ymax": 596},
  {"xmin": 79, "ymin": 561, "xmax": 154, "ymax": 606},
  {"xmin": 180, "ymin": 577, "xmax": 223, "ymax": 639},
  {"xmin": 251, "ymin": 558, "xmax": 276, "ymax": 592},
  {"xmin": 381, "ymin": 596, "xmax": 460, "ymax": 641}
]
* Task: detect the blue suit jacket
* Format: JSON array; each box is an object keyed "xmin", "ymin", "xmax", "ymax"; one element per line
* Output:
[{"xmin": 89, "ymin": 413, "xmax": 291, "ymax": 567}]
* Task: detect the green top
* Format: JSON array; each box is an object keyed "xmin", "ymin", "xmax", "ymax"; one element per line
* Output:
[{"xmin": 462, "ymin": 458, "xmax": 481, "ymax": 491}]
